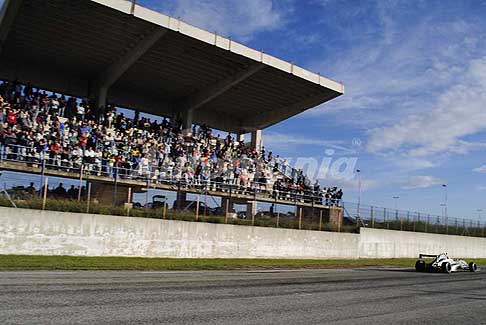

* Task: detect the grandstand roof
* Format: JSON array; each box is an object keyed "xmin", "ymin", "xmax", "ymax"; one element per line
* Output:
[{"xmin": 0, "ymin": 0, "xmax": 344, "ymax": 133}]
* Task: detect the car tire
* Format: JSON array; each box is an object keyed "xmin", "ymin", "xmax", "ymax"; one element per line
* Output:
[
  {"xmin": 442, "ymin": 262, "xmax": 452, "ymax": 274},
  {"xmin": 469, "ymin": 262, "xmax": 478, "ymax": 272},
  {"xmin": 415, "ymin": 260, "xmax": 426, "ymax": 272}
]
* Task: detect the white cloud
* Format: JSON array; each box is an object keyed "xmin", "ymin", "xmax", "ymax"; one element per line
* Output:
[
  {"xmin": 301, "ymin": 3, "xmax": 486, "ymax": 161},
  {"xmin": 154, "ymin": 0, "xmax": 290, "ymax": 41},
  {"xmin": 392, "ymin": 157, "xmax": 437, "ymax": 171},
  {"xmin": 262, "ymin": 131, "xmax": 358, "ymax": 153},
  {"xmin": 402, "ymin": 176, "xmax": 445, "ymax": 190},
  {"xmin": 473, "ymin": 166, "xmax": 486, "ymax": 174},
  {"xmin": 321, "ymin": 176, "xmax": 379, "ymax": 193},
  {"xmin": 366, "ymin": 57, "xmax": 486, "ymax": 157}
]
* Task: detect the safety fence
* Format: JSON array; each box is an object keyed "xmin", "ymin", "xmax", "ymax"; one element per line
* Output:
[
  {"xmin": 0, "ymin": 187, "xmax": 347, "ymax": 233},
  {"xmin": 342, "ymin": 202, "xmax": 486, "ymax": 238}
]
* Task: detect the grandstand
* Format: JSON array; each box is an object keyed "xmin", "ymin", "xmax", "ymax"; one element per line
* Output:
[{"xmin": 0, "ymin": 0, "xmax": 344, "ymax": 225}]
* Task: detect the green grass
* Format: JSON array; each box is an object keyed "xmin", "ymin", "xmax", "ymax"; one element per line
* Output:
[{"xmin": 2, "ymin": 255, "xmax": 485, "ymax": 271}]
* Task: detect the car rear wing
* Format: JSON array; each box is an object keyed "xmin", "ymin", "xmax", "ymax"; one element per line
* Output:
[{"xmin": 419, "ymin": 254, "xmax": 438, "ymax": 259}]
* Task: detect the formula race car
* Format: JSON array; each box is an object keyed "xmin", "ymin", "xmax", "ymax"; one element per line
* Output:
[{"xmin": 415, "ymin": 253, "xmax": 479, "ymax": 273}]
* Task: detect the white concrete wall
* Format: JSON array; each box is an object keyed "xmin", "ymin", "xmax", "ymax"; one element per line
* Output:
[
  {"xmin": 359, "ymin": 228, "xmax": 486, "ymax": 258},
  {"xmin": 0, "ymin": 207, "xmax": 358, "ymax": 259},
  {"xmin": 1, "ymin": 207, "xmax": 485, "ymax": 259}
]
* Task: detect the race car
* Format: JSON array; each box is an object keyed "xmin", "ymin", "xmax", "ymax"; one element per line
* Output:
[{"xmin": 415, "ymin": 253, "xmax": 479, "ymax": 273}]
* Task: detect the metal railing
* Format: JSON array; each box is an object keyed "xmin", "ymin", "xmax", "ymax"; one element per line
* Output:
[{"xmin": 0, "ymin": 143, "xmax": 336, "ymax": 206}]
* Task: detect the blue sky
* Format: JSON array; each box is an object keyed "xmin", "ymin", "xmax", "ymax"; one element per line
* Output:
[
  {"xmin": 137, "ymin": 0, "xmax": 486, "ymax": 219},
  {"xmin": 1, "ymin": 0, "xmax": 485, "ymax": 219}
]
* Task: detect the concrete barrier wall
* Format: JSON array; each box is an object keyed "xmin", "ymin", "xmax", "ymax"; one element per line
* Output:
[
  {"xmin": 0, "ymin": 207, "xmax": 359, "ymax": 259},
  {"xmin": 359, "ymin": 227, "xmax": 486, "ymax": 258},
  {"xmin": 1, "ymin": 207, "xmax": 485, "ymax": 259}
]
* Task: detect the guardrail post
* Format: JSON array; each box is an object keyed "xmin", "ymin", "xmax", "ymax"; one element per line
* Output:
[
  {"xmin": 418, "ymin": 212, "xmax": 421, "ymax": 232},
  {"xmin": 86, "ymin": 182, "xmax": 92, "ymax": 213},
  {"xmin": 126, "ymin": 187, "xmax": 132, "ymax": 216},
  {"xmin": 39, "ymin": 157, "xmax": 46, "ymax": 198},
  {"xmin": 384, "ymin": 208, "xmax": 388, "ymax": 229},
  {"xmin": 224, "ymin": 198, "xmax": 229, "ymax": 224},
  {"xmin": 318, "ymin": 209, "xmax": 322, "ymax": 231},
  {"xmin": 370, "ymin": 206, "xmax": 375, "ymax": 228},
  {"xmin": 42, "ymin": 177, "xmax": 48, "ymax": 210},
  {"xmin": 298, "ymin": 207, "xmax": 302, "ymax": 230},
  {"xmin": 113, "ymin": 166, "xmax": 118, "ymax": 206},
  {"xmin": 195, "ymin": 196, "xmax": 199, "ymax": 221},
  {"xmin": 412, "ymin": 212, "xmax": 415, "ymax": 232},
  {"xmin": 163, "ymin": 197, "xmax": 167, "ymax": 219},
  {"xmin": 77, "ymin": 165, "xmax": 83, "ymax": 202},
  {"xmin": 176, "ymin": 181, "xmax": 181, "ymax": 210},
  {"xmin": 145, "ymin": 179, "xmax": 150, "ymax": 209}
]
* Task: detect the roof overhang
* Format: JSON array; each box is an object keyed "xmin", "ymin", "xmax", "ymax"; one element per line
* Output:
[{"xmin": 0, "ymin": 0, "xmax": 343, "ymax": 133}]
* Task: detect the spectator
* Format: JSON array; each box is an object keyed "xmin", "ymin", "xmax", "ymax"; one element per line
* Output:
[
  {"xmin": 53, "ymin": 183, "xmax": 67, "ymax": 197},
  {"xmin": 67, "ymin": 185, "xmax": 78, "ymax": 199},
  {"xmin": 0, "ymin": 79, "xmax": 343, "ymax": 206}
]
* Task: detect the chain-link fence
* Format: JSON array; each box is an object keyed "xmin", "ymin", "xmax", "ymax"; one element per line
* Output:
[{"xmin": 342, "ymin": 202, "xmax": 486, "ymax": 238}]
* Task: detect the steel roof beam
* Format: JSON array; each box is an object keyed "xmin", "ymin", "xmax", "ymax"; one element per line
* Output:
[
  {"xmin": 176, "ymin": 62, "xmax": 265, "ymax": 113},
  {"xmin": 95, "ymin": 27, "xmax": 168, "ymax": 89},
  {"xmin": 0, "ymin": 0, "xmax": 23, "ymax": 55}
]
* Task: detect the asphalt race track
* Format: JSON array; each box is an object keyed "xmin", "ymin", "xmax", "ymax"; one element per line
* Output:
[{"xmin": 1, "ymin": 268, "xmax": 486, "ymax": 324}]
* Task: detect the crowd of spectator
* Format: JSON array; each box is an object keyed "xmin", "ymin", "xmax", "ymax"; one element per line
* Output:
[{"xmin": 0, "ymin": 79, "xmax": 343, "ymax": 206}]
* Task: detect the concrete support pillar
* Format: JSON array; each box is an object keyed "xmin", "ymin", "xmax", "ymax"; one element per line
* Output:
[
  {"xmin": 251, "ymin": 129, "xmax": 262, "ymax": 151},
  {"xmin": 329, "ymin": 207, "xmax": 343, "ymax": 232},
  {"xmin": 90, "ymin": 181, "xmax": 132, "ymax": 206},
  {"xmin": 221, "ymin": 198, "xmax": 234, "ymax": 216},
  {"xmin": 180, "ymin": 109, "xmax": 193, "ymax": 135},
  {"xmin": 175, "ymin": 191, "xmax": 187, "ymax": 210},
  {"xmin": 246, "ymin": 201, "xmax": 257, "ymax": 218},
  {"xmin": 96, "ymin": 86, "xmax": 108, "ymax": 115}
]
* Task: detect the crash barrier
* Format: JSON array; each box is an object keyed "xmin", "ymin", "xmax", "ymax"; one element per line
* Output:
[
  {"xmin": 1, "ymin": 207, "xmax": 486, "ymax": 259},
  {"xmin": 359, "ymin": 228, "xmax": 486, "ymax": 259}
]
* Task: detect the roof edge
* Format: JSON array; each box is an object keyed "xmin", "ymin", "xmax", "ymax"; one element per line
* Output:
[{"xmin": 90, "ymin": 0, "xmax": 344, "ymax": 94}]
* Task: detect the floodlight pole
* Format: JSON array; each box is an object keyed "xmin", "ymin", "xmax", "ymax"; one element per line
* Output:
[
  {"xmin": 393, "ymin": 196, "xmax": 399, "ymax": 211},
  {"xmin": 356, "ymin": 169, "xmax": 361, "ymax": 227},
  {"xmin": 442, "ymin": 184, "xmax": 448, "ymax": 219}
]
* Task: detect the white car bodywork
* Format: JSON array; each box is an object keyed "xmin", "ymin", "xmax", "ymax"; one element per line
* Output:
[{"xmin": 415, "ymin": 253, "xmax": 479, "ymax": 273}]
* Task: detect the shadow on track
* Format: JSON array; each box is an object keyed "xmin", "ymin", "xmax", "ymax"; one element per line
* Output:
[{"xmin": 353, "ymin": 268, "xmax": 417, "ymax": 273}]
